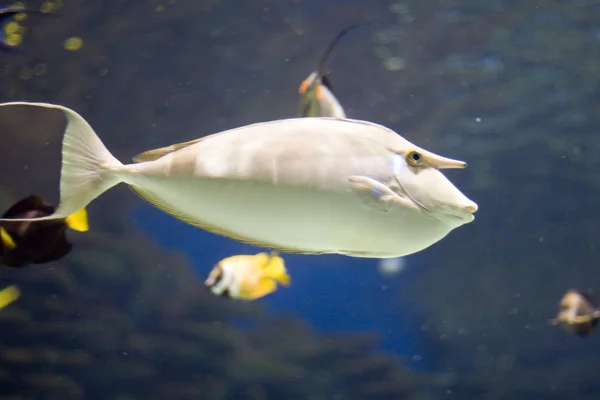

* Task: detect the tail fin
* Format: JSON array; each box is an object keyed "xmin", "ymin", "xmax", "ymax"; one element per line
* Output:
[
  {"xmin": 0, "ymin": 102, "xmax": 124, "ymax": 222},
  {"xmin": 263, "ymin": 251, "xmax": 291, "ymax": 286}
]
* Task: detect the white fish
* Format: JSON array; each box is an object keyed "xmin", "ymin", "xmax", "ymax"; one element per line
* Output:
[{"xmin": 0, "ymin": 102, "xmax": 478, "ymax": 259}]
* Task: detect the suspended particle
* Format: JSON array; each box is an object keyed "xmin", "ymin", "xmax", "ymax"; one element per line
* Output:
[
  {"xmin": 378, "ymin": 257, "xmax": 406, "ymax": 277},
  {"xmin": 41, "ymin": 0, "xmax": 62, "ymax": 13},
  {"xmin": 33, "ymin": 63, "xmax": 47, "ymax": 76},
  {"xmin": 18, "ymin": 65, "xmax": 33, "ymax": 80},
  {"xmin": 63, "ymin": 36, "xmax": 83, "ymax": 51},
  {"xmin": 383, "ymin": 56, "xmax": 406, "ymax": 71}
]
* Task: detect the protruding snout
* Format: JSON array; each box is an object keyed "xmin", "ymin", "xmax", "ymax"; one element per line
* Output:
[
  {"xmin": 462, "ymin": 200, "xmax": 478, "ymax": 214},
  {"xmin": 421, "ymin": 150, "xmax": 467, "ymax": 169}
]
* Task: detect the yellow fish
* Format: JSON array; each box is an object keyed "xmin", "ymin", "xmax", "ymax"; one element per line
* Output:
[
  {"xmin": 205, "ymin": 251, "xmax": 291, "ymax": 301},
  {"xmin": 0, "ymin": 285, "xmax": 20, "ymax": 309}
]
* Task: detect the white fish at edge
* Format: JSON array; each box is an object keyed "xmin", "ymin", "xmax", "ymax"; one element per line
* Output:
[{"xmin": 0, "ymin": 102, "xmax": 478, "ymax": 259}]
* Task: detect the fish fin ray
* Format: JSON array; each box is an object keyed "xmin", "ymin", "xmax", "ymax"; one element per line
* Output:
[
  {"xmin": 0, "ymin": 102, "xmax": 124, "ymax": 223},
  {"xmin": 129, "ymin": 186, "xmax": 329, "ymax": 255},
  {"xmin": 132, "ymin": 138, "xmax": 204, "ymax": 163}
]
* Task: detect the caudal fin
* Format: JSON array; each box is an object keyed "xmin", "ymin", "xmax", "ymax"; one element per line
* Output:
[{"xmin": 0, "ymin": 102, "xmax": 124, "ymax": 222}]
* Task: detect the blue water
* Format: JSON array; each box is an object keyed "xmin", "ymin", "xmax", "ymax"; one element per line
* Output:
[{"xmin": 132, "ymin": 204, "xmax": 432, "ymax": 370}]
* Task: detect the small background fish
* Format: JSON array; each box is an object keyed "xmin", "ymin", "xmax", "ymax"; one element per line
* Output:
[
  {"xmin": 550, "ymin": 289, "xmax": 600, "ymax": 337},
  {"xmin": 205, "ymin": 251, "xmax": 291, "ymax": 301},
  {"xmin": 298, "ymin": 24, "xmax": 365, "ymax": 118},
  {"xmin": 0, "ymin": 195, "xmax": 88, "ymax": 268},
  {"xmin": 0, "ymin": 7, "xmax": 48, "ymax": 52}
]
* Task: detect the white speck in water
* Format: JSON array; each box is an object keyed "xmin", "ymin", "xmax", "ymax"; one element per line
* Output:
[
  {"xmin": 383, "ymin": 56, "xmax": 406, "ymax": 71},
  {"xmin": 475, "ymin": 117, "xmax": 482, "ymax": 123},
  {"xmin": 378, "ymin": 257, "xmax": 406, "ymax": 276}
]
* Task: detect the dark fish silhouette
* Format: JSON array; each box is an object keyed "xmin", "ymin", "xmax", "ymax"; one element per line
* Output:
[
  {"xmin": 298, "ymin": 24, "xmax": 365, "ymax": 118},
  {"xmin": 0, "ymin": 195, "xmax": 88, "ymax": 268},
  {"xmin": 0, "ymin": 7, "xmax": 47, "ymax": 52},
  {"xmin": 550, "ymin": 289, "xmax": 600, "ymax": 337}
]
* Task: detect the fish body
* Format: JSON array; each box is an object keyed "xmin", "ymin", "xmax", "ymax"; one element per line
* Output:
[
  {"xmin": 298, "ymin": 24, "xmax": 364, "ymax": 118},
  {"xmin": 0, "ymin": 195, "xmax": 88, "ymax": 267},
  {"xmin": 0, "ymin": 7, "xmax": 45, "ymax": 52},
  {"xmin": 205, "ymin": 251, "xmax": 290, "ymax": 300},
  {"xmin": 0, "ymin": 102, "xmax": 477, "ymax": 259},
  {"xmin": 551, "ymin": 289, "xmax": 600, "ymax": 337}
]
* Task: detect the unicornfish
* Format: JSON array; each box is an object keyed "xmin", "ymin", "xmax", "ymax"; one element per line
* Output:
[{"xmin": 0, "ymin": 101, "xmax": 478, "ymax": 259}]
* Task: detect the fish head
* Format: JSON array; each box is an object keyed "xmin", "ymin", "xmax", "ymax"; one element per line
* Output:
[
  {"xmin": 298, "ymin": 72, "xmax": 324, "ymax": 117},
  {"xmin": 299, "ymin": 71, "xmax": 318, "ymax": 95},
  {"xmin": 392, "ymin": 147, "xmax": 478, "ymax": 225},
  {"xmin": 204, "ymin": 263, "xmax": 228, "ymax": 295}
]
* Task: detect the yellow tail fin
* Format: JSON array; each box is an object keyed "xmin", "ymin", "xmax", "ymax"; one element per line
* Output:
[
  {"xmin": 262, "ymin": 251, "xmax": 291, "ymax": 286},
  {"xmin": 0, "ymin": 227, "xmax": 16, "ymax": 249},
  {"xmin": 0, "ymin": 285, "xmax": 20, "ymax": 309},
  {"xmin": 64, "ymin": 208, "xmax": 89, "ymax": 232}
]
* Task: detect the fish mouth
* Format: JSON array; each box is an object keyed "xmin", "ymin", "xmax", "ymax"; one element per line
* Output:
[
  {"xmin": 204, "ymin": 276, "xmax": 216, "ymax": 288},
  {"xmin": 395, "ymin": 178, "xmax": 477, "ymax": 223}
]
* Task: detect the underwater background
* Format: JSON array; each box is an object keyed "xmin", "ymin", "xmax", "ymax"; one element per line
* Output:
[{"xmin": 0, "ymin": 0, "xmax": 599, "ymax": 399}]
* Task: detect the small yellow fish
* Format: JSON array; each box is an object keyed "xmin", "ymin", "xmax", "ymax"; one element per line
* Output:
[
  {"xmin": 550, "ymin": 289, "xmax": 600, "ymax": 337},
  {"xmin": 205, "ymin": 251, "xmax": 291, "ymax": 301},
  {"xmin": 0, "ymin": 285, "xmax": 20, "ymax": 309}
]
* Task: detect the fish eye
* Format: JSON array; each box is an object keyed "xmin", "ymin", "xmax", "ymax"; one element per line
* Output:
[{"xmin": 406, "ymin": 151, "xmax": 424, "ymax": 166}]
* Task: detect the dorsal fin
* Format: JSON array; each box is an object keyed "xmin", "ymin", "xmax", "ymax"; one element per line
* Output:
[{"xmin": 132, "ymin": 137, "xmax": 205, "ymax": 163}]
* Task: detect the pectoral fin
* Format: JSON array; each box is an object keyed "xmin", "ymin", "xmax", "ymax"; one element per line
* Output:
[{"xmin": 348, "ymin": 176, "xmax": 402, "ymax": 212}]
